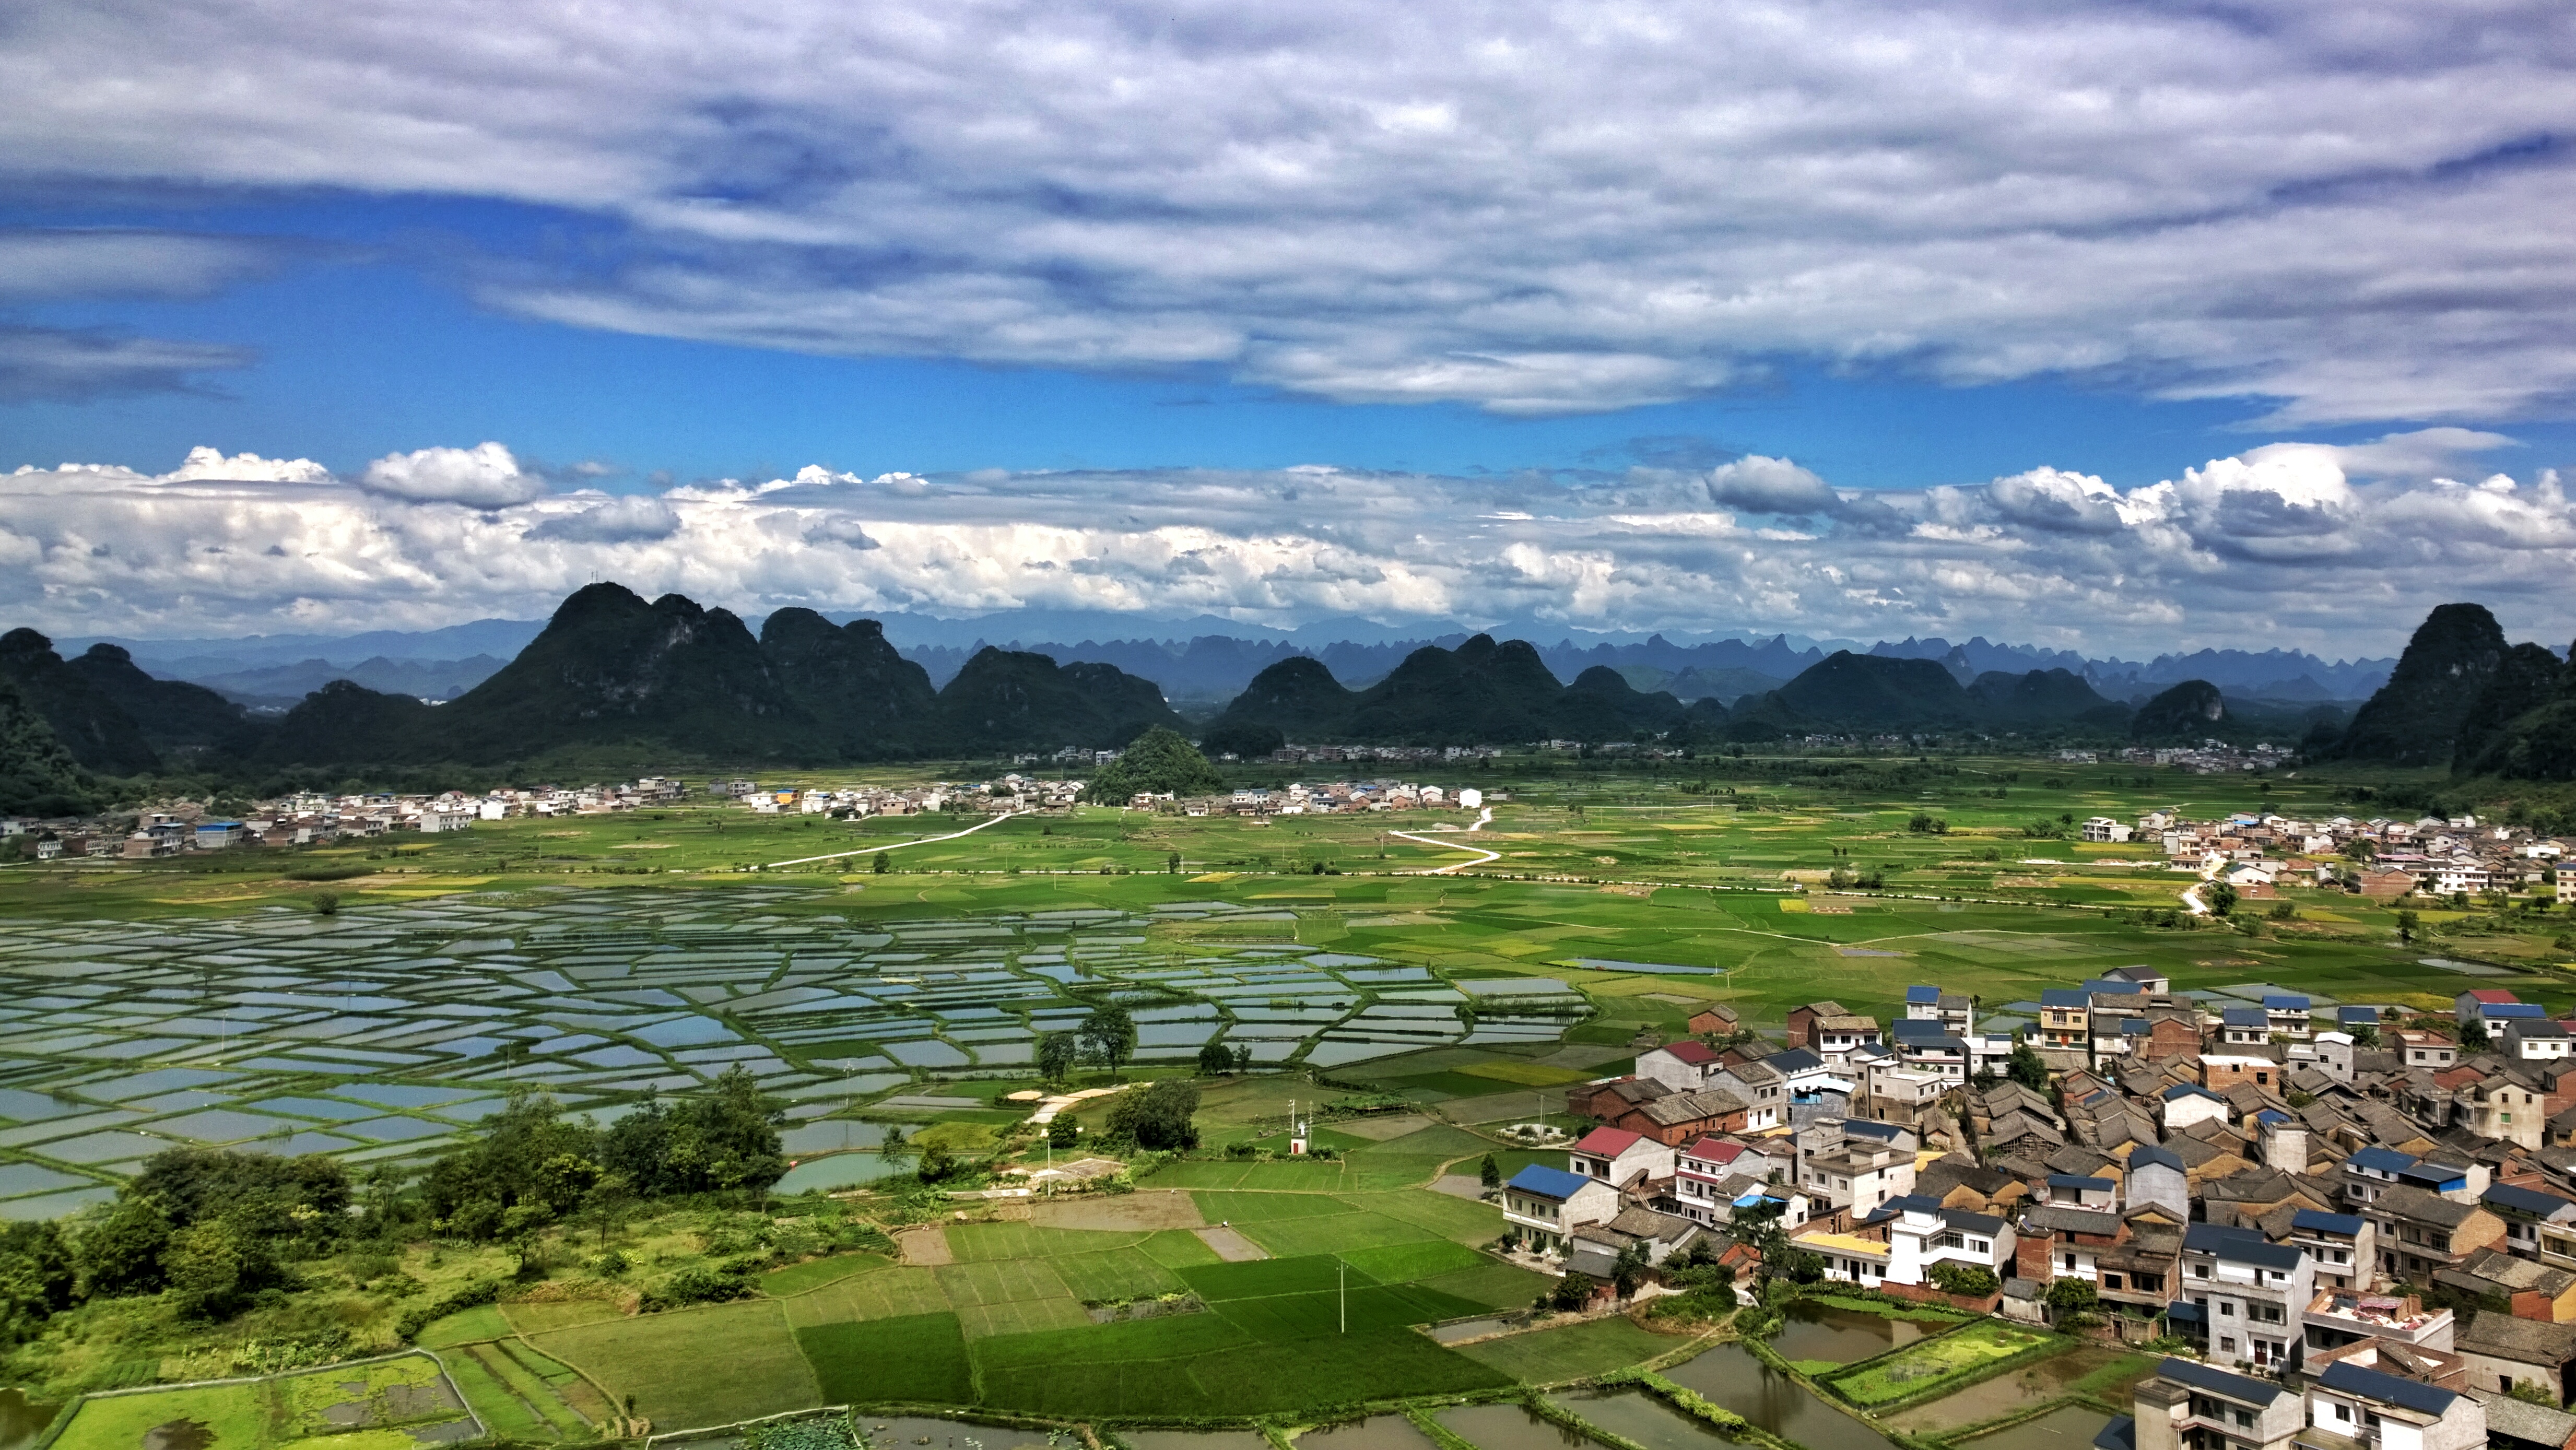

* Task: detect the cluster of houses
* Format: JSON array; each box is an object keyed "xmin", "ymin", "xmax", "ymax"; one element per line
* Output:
[
  {"xmin": 1153, "ymin": 782, "xmax": 1494, "ymax": 817},
  {"xmin": 736, "ymin": 775, "xmax": 1086, "ymax": 816},
  {"xmin": 1496, "ymin": 973, "xmax": 2576, "ymax": 1445},
  {"xmin": 1241, "ymin": 744, "xmax": 1503, "ymax": 765},
  {"xmin": 2079, "ymin": 808, "xmax": 2573, "ymax": 906},
  {"xmin": 4, "ymin": 779, "xmax": 685, "ymax": 859}
]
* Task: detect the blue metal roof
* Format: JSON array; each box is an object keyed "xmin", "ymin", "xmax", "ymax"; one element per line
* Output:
[
  {"xmin": 2485, "ymin": 1003, "xmax": 2548, "ymax": 1019},
  {"xmin": 2156, "ymin": 1357, "xmax": 2285, "ymax": 1405},
  {"xmin": 1769, "ymin": 1048, "xmax": 1825, "ymax": 1072},
  {"xmin": 2221, "ymin": 1007, "xmax": 2269, "ymax": 1027},
  {"xmin": 2291, "ymin": 1209, "xmax": 2366, "ymax": 1236},
  {"xmin": 2396, "ymin": 1162, "xmax": 2468, "ymax": 1190},
  {"xmin": 2128, "ymin": 1145, "xmax": 2183, "ymax": 1173},
  {"xmin": 2317, "ymin": 1361, "xmax": 2456, "ymax": 1417},
  {"xmin": 1505, "ymin": 1164, "xmax": 1592, "ymax": 1200},
  {"xmin": 2040, "ymin": 988, "xmax": 2091, "ymax": 1007},
  {"xmin": 2346, "ymin": 1146, "xmax": 2419, "ymax": 1174},
  {"xmin": 2163, "ymin": 1301, "xmax": 2204, "ymax": 1324},
  {"xmin": 2262, "ymin": 995, "xmax": 2310, "ymax": 1010},
  {"xmin": 2485, "ymin": 1182, "xmax": 2576, "ymax": 1219},
  {"xmin": 1845, "ymin": 1119, "xmax": 1904, "ymax": 1141},
  {"xmin": 2091, "ymin": 1416, "xmax": 2136, "ymax": 1450},
  {"xmin": 2183, "ymin": 1222, "xmax": 2303, "ymax": 1270},
  {"xmin": 2338, "ymin": 1006, "xmax": 2381, "ymax": 1023},
  {"xmin": 2162, "ymin": 1083, "xmax": 2225, "ymax": 1102},
  {"xmin": 2048, "ymin": 1174, "xmax": 2115, "ymax": 1190},
  {"xmin": 2254, "ymin": 1109, "xmax": 2289, "ymax": 1125},
  {"xmin": 1890, "ymin": 1018, "xmax": 1948, "ymax": 1040},
  {"xmin": 2082, "ymin": 979, "xmax": 2144, "ymax": 995},
  {"xmin": 1907, "ymin": 985, "xmax": 1940, "ymax": 1003}
]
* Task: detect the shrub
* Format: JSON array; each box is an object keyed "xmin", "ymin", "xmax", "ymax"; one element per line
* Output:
[{"xmin": 1927, "ymin": 1263, "xmax": 1998, "ymax": 1296}]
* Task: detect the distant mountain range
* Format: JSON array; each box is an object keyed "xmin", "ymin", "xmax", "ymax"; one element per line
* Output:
[
  {"xmin": 65, "ymin": 611, "xmax": 2399, "ymax": 714},
  {"xmin": 24, "ymin": 587, "xmax": 2572, "ymax": 809}
]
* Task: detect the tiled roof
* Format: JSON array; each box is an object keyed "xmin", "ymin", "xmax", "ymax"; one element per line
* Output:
[
  {"xmin": 2317, "ymin": 1361, "xmax": 2455, "ymax": 1417},
  {"xmin": 2156, "ymin": 1357, "xmax": 2285, "ymax": 1405},
  {"xmin": 1574, "ymin": 1127, "xmax": 1646, "ymax": 1156}
]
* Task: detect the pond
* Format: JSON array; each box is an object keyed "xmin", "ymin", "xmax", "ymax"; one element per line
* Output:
[
  {"xmin": 1545, "ymin": 1392, "xmax": 1736, "ymax": 1450},
  {"xmin": 1429, "ymin": 1315, "xmax": 1517, "ymax": 1343},
  {"xmin": 1436, "ymin": 1402, "xmax": 1595, "ymax": 1450},
  {"xmin": 1126, "ymin": 1433, "xmax": 1275, "ymax": 1450},
  {"xmin": 0, "ymin": 1389, "xmax": 57, "ymax": 1450},
  {"xmin": 1657, "ymin": 1345, "xmax": 1896, "ymax": 1450},
  {"xmin": 1770, "ymin": 1302, "xmax": 1938, "ymax": 1364},
  {"xmin": 775, "ymin": 1154, "xmax": 907, "ymax": 1192},
  {"xmin": 779, "ymin": 1119, "xmax": 890, "ymax": 1153},
  {"xmin": 1885, "ymin": 1349, "xmax": 2146, "ymax": 1432},
  {"xmin": 1955, "ymin": 1405, "xmax": 2112, "ymax": 1450}
]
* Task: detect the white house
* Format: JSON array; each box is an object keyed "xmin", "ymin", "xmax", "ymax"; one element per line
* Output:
[
  {"xmin": 1569, "ymin": 1127, "xmax": 1675, "ymax": 1188},
  {"xmin": 1880, "ymin": 1198, "xmax": 2015, "ymax": 1289},
  {"xmin": 2082, "ymin": 818, "xmax": 2135, "ymax": 843},
  {"xmin": 1501, "ymin": 1164, "xmax": 1620, "ymax": 1254},
  {"xmin": 2161, "ymin": 1083, "xmax": 2231, "ymax": 1130},
  {"xmin": 2502, "ymin": 1019, "xmax": 2573, "ymax": 1063},
  {"xmin": 1635, "ymin": 1040, "xmax": 1730, "ymax": 1093}
]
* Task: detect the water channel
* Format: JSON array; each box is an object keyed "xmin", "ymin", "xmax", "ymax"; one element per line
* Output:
[
  {"xmin": 1434, "ymin": 1403, "xmax": 1592, "ymax": 1450},
  {"xmin": 1656, "ymin": 1342, "xmax": 1897, "ymax": 1450},
  {"xmin": 1295, "ymin": 1415, "xmax": 1441, "ymax": 1450}
]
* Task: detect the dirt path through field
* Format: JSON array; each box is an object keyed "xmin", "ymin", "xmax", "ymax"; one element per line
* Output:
[{"xmin": 1193, "ymin": 1225, "xmax": 1268, "ymax": 1261}]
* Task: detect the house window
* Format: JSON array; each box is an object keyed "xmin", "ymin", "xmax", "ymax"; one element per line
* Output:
[
  {"xmin": 2331, "ymin": 1404, "xmax": 2349, "ymax": 1423},
  {"xmin": 2103, "ymin": 1273, "xmax": 2124, "ymax": 1290}
]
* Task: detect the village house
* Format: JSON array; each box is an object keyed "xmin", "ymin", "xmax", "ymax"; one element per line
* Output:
[{"xmin": 1500, "ymin": 1164, "xmax": 1620, "ymax": 1254}]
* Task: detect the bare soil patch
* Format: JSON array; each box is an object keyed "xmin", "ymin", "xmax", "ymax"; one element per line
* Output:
[
  {"xmin": 1030, "ymin": 1189, "xmax": 1205, "ymax": 1231},
  {"xmin": 1193, "ymin": 1225, "xmax": 1269, "ymax": 1262},
  {"xmin": 895, "ymin": 1227, "xmax": 955, "ymax": 1265}
]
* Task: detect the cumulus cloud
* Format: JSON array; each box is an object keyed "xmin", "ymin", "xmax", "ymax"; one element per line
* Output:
[
  {"xmin": 2, "ymin": 2, "xmax": 2574, "ymax": 422},
  {"xmin": 3, "ymin": 428, "xmax": 2572, "ymax": 655},
  {"xmin": 360, "ymin": 442, "xmax": 548, "ymax": 508}
]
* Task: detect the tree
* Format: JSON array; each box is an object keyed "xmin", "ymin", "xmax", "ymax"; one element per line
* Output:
[
  {"xmin": 2006, "ymin": 1043, "xmax": 2049, "ymax": 1090},
  {"xmin": 2510, "ymin": 1380, "xmax": 2558, "ymax": 1406},
  {"xmin": 1612, "ymin": 1241, "xmax": 1650, "ymax": 1302},
  {"xmin": 1106, "ymin": 1079, "xmax": 1201, "ymax": 1150},
  {"xmin": 1196, "ymin": 1041, "xmax": 1237, "ymax": 1077},
  {"xmin": 2395, "ymin": 909, "xmax": 2420, "ymax": 944},
  {"xmin": 2205, "ymin": 880, "xmax": 2239, "ymax": 917},
  {"xmin": 1479, "ymin": 1153, "xmax": 1502, "ymax": 1190},
  {"xmin": 1047, "ymin": 1117, "xmax": 1078, "ymax": 1149},
  {"xmin": 1038, "ymin": 1031, "xmax": 1079, "ymax": 1084},
  {"xmin": 162, "ymin": 1219, "xmax": 269, "ymax": 1319},
  {"xmin": 1081, "ymin": 727, "xmax": 1224, "ymax": 804},
  {"xmin": 1078, "ymin": 1005, "xmax": 1137, "ymax": 1075},
  {"xmin": 1550, "ymin": 1271, "xmax": 1595, "ymax": 1312},
  {"xmin": 2348, "ymin": 1022, "xmax": 2380, "ymax": 1047},
  {"xmin": 2044, "ymin": 1276, "xmax": 2098, "ymax": 1319},
  {"xmin": 74, "ymin": 1197, "xmax": 170, "ymax": 1300},
  {"xmin": 1234, "ymin": 1044, "xmax": 1255, "ymax": 1074},
  {"xmin": 872, "ymin": 850, "xmax": 889, "ymax": 874}
]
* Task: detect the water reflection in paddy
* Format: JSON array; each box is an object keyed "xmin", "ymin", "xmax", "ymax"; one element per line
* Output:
[
  {"xmin": 1769, "ymin": 1303, "xmax": 1936, "ymax": 1363},
  {"xmin": 1128, "ymin": 1432, "xmax": 1275, "ymax": 1450},
  {"xmin": 1657, "ymin": 1345, "xmax": 1896, "ymax": 1450},
  {"xmin": 1436, "ymin": 1401, "xmax": 1592, "ymax": 1450},
  {"xmin": 1295, "ymin": 1416, "xmax": 1439, "ymax": 1450},
  {"xmin": 1955, "ymin": 1405, "xmax": 2111, "ymax": 1450},
  {"xmin": 0, "ymin": 1389, "xmax": 59, "ymax": 1450}
]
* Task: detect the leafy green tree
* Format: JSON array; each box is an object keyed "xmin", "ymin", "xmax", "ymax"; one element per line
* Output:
[
  {"xmin": 1612, "ymin": 1241, "xmax": 1651, "ymax": 1301},
  {"xmin": 1038, "ymin": 1031, "xmax": 1080, "ymax": 1084},
  {"xmin": 162, "ymin": 1219, "xmax": 269, "ymax": 1319},
  {"xmin": 1196, "ymin": 1041, "xmax": 1237, "ymax": 1076},
  {"xmin": 1234, "ymin": 1044, "xmax": 1255, "ymax": 1074},
  {"xmin": 2045, "ymin": 1276, "xmax": 2098, "ymax": 1316},
  {"xmin": 872, "ymin": 850, "xmax": 889, "ymax": 875},
  {"xmin": 1551, "ymin": 1271, "xmax": 1596, "ymax": 1312},
  {"xmin": 2007, "ymin": 1043, "xmax": 2049, "ymax": 1090},
  {"xmin": 1479, "ymin": 1153, "xmax": 1502, "ymax": 1190},
  {"xmin": 1081, "ymin": 727, "xmax": 1224, "ymax": 804},
  {"xmin": 2205, "ymin": 881, "xmax": 2238, "ymax": 917},
  {"xmin": 0, "ymin": 1221, "xmax": 75, "ymax": 1349},
  {"xmin": 1078, "ymin": 1005, "xmax": 1137, "ymax": 1074},
  {"xmin": 1047, "ymin": 1117, "xmax": 1078, "ymax": 1149},
  {"xmin": 1106, "ymin": 1079, "xmax": 1201, "ymax": 1150},
  {"xmin": 2510, "ymin": 1380, "xmax": 2558, "ymax": 1406},
  {"xmin": 2395, "ymin": 909, "xmax": 2419, "ymax": 944},
  {"xmin": 74, "ymin": 1194, "xmax": 170, "ymax": 1300}
]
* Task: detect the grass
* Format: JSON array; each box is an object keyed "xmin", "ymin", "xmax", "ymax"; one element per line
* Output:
[
  {"xmin": 969, "ymin": 1318, "xmax": 1511, "ymax": 1418},
  {"xmin": 762, "ymin": 1252, "xmax": 893, "ymax": 1295},
  {"xmin": 449, "ymin": 1348, "xmax": 550, "ymax": 1439},
  {"xmin": 1450, "ymin": 1318, "xmax": 1677, "ymax": 1383},
  {"xmin": 799, "ymin": 1311, "xmax": 975, "ymax": 1405},
  {"xmin": 1178, "ymin": 1254, "xmax": 1372, "ymax": 1301},
  {"xmin": 1242, "ymin": 1211, "xmax": 1448, "ymax": 1258},
  {"xmin": 1334, "ymin": 1240, "xmax": 1493, "ymax": 1282},
  {"xmin": 1051, "ymin": 1246, "xmax": 1188, "ymax": 1303},
  {"xmin": 477, "ymin": 1341, "xmax": 593, "ymax": 1439},
  {"xmin": 1413, "ymin": 1261, "xmax": 1556, "ymax": 1310},
  {"xmin": 936, "ymin": 1257, "xmax": 1071, "ymax": 1307},
  {"xmin": 1822, "ymin": 1320, "xmax": 2067, "ymax": 1407},
  {"xmin": 533, "ymin": 1298, "xmax": 822, "ymax": 1432},
  {"xmin": 415, "ymin": 1302, "xmax": 512, "ymax": 1347}
]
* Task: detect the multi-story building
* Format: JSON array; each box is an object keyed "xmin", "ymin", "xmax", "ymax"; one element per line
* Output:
[
  {"xmin": 1567, "ymin": 1127, "xmax": 1675, "ymax": 1189},
  {"xmin": 1797, "ymin": 1123, "xmax": 1918, "ymax": 1218},
  {"xmin": 2369, "ymin": 1184, "xmax": 2508, "ymax": 1284},
  {"xmin": 2039, "ymin": 989, "xmax": 2090, "ymax": 1049},
  {"xmin": 1903, "ymin": 985, "xmax": 1975, "ymax": 1035},
  {"xmin": 2306, "ymin": 1359, "xmax": 2486, "ymax": 1450},
  {"xmin": 1876, "ymin": 1196, "xmax": 2015, "ymax": 1290},
  {"xmin": 1500, "ymin": 1164, "xmax": 1620, "ymax": 1254},
  {"xmin": 2124, "ymin": 1358, "xmax": 2302, "ymax": 1450},
  {"xmin": 2175, "ymin": 1222, "xmax": 2314, "ymax": 1371},
  {"xmin": 2288, "ymin": 1210, "xmax": 2377, "ymax": 1293},
  {"xmin": 2302, "ymin": 1289, "xmax": 2455, "ymax": 1355},
  {"xmin": 2486, "ymin": 1183, "xmax": 2576, "ymax": 1270}
]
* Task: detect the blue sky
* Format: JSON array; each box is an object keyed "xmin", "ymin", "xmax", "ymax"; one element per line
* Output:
[{"xmin": 5, "ymin": 0, "xmax": 2576, "ymax": 652}]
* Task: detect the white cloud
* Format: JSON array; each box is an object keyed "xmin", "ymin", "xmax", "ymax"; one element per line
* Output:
[
  {"xmin": 0, "ymin": 326, "xmax": 254, "ymax": 402},
  {"xmin": 2, "ymin": 2, "xmax": 2574, "ymax": 421},
  {"xmin": 520, "ymin": 493, "xmax": 682, "ymax": 543},
  {"xmin": 1705, "ymin": 456, "xmax": 1840, "ymax": 516},
  {"xmin": 360, "ymin": 442, "xmax": 548, "ymax": 508},
  {"xmin": 3, "ymin": 428, "xmax": 2572, "ymax": 656}
]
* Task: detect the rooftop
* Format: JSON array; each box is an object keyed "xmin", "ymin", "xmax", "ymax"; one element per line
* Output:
[
  {"xmin": 2156, "ymin": 1357, "xmax": 2286, "ymax": 1406},
  {"xmin": 2316, "ymin": 1360, "xmax": 2456, "ymax": 1418},
  {"xmin": 1573, "ymin": 1127, "xmax": 1647, "ymax": 1157},
  {"xmin": 1505, "ymin": 1164, "xmax": 1593, "ymax": 1201}
]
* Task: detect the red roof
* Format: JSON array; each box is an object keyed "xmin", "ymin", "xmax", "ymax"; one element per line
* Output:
[
  {"xmin": 1683, "ymin": 1137, "xmax": 1745, "ymax": 1164},
  {"xmin": 1659, "ymin": 1040, "xmax": 1722, "ymax": 1064},
  {"xmin": 2465, "ymin": 989, "xmax": 2522, "ymax": 1004},
  {"xmin": 1574, "ymin": 1127, "xmax": 1645, "ymax": 1156}
]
